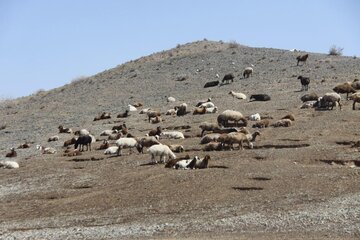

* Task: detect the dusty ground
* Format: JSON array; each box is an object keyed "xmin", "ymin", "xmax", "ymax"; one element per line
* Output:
[{"xmin": 0, "ymin": 40, "xmax": 360, "ymax": 239}]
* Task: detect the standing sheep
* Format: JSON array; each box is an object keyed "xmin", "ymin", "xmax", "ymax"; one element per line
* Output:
[
  {"xmin": 243, "ymin": 67, "xmax": 253, "ymax": 78},
  {"xmin": 115, "ymin": 138, "xmax": 142, "ymax": 156},
  {"xmin": 147, "ymin": 144, "xmax": 176, "ymax": 164},
  {"xmin": 297, "ymin": 76, "xmax": 310, "ymax": 91},
  {"xmin": 217, "ymin": 110, "xmax": 247, "ymax": 127},
  {"xmin": 74, "ymin": 135, "xmax": 92, "ymax": 151},
  {"xmin": 333, "ymin": 82, "xmax": 357, "ymax": 100},
  {"xmin": 296, "ymin": 54, "xmax": 309, "ymax": 66},
  {"xmin": 349, "ymin": 92, "xmax": 360, "ymax": 110},
  {"xmin": 222, "ymin": 73, "xmax": 235, "ymax": 84}
]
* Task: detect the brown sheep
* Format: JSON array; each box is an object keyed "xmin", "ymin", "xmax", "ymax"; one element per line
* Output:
[
  {"xmin": 150, "ymin": 116, "xmax": 162, "ymax": 124},
  {"xmin": 58, "ymin": 125, "xmax": 72, "ymax": 134},
  {"xmin": 349, "ymin": 93, "xmax": 360, "ymax": 110},
  {"xmin": 147, "ymin": 110, "xmax": 161, "ymax": 122},
  {"xmin": 282, "ymin": 114, "xmax": 295, "ymax": 121},
  {"xmin": 97, "ymin": 140, "xmax": 110, "ymax": 150},
  {"xmin": 93, "ymin": 112, "xmax": 111, "ymax": 121},
  {"xmin": 252, "ymin": 119, "xmax": 270, "ymax": 128},
  {"xmin": 333, "ymin": 82, "xmax": 357, "ymax": 100},
  {"xmin": 271, "ymin": 119, "xmax": 292, "ymax": 127},
  {"xmin": 63, "ymin": 137, "xmax": 77, "ymax": 147},
  {"xmin": 193, "ymin": 106, "xmax": 207, "ymax": 115},
  {"xmin": 203, "ymin": 142, "xmax": 223, "ymax": 151},
  {"xmin": 296, "ymin": 53, "xmax": 309, "ymax": 66},
  {"xmin": 63, "ymin": 149, "xmax": 82, "ymax": 157},
  {"xmin": 148, "ymin": 126, "xmax": 162, "ymax": 137},
  {"xmin": 351, "ymin": 79, "xmax": 360, "ymax": 90},
  {"xmin": 219, "ymin": 132, "xmax": 253, "ymax": 150}
]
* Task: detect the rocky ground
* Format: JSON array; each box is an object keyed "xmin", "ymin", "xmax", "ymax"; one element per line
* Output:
[{"xmin": 0, "ymin": 40, "xmax": 359, "ymax": 239}]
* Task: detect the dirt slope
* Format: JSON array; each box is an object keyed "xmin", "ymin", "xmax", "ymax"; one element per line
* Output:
[{"xmin": 0, "ymin": 40, "xmax": 360, "ymax": 239}]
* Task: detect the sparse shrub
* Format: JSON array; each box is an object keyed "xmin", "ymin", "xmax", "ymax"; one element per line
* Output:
[
  {"xmin": 329, "ymin": 45, "xmax": 343, "ymax": 56},
  {"xmin": 228, "ymin": 40, "xmax": 240, "ymax": 49}
]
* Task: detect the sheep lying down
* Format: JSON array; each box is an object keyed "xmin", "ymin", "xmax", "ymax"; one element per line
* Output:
[{"xmin": 169, "ymin": 155, "xmax": 210, "ymax": 170}]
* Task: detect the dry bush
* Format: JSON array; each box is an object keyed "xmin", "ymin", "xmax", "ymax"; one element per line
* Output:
[
  {"xmin": 329, "ymin": 45, "xmax": 343, "ymax": 56},
  {"xmin": 228, "ymin": 40, "xmax": 240, "ymax": 49}
]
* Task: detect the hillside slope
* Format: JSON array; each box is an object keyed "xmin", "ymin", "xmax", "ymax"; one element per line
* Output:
[{"xmin": 1, "ymin": 40, "xmax": 360, "ymax": 239}]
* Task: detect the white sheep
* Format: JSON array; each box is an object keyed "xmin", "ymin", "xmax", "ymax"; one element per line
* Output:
[
  {"xmin": 115, "ymin": 137, "xmax": 142, "ymax": 156},
  {"xmin": 174, "ymin": 158, "xmax": 196, "ymax": 170},
  {"xmin": 300, "ymin": 101, "xmax": 317, "ymax": 109},
  {"xmin": 100, "ymin": 129, "xmax": 118, "ymax": 136},
  {"xmin": 148, "ymin": 144, "xmax": 176, "ymax": 164},
  {"xmin": 205, "ymin": 106, "xmax": 218, "ymax": 113},
  {"xmin": 0, "ymin": 160, "xmax": 19, "ymax": 169},
  {"xmin": 36, "ymin": 145, "xmax": 57, "ymax": 154},
  {"xmin": 249, "ymin": 113, "xmax": 261, "ymax": 121},
  {"xmin": 167, "ymin": 96, "xmax": 176, "ymax": 102},
  {"xmin": 229, "ymin": 91, "xmax": 247, "ymax": 100},
  {"xmin": 160, "ymin": 131, "xmax": 185, "ymax": 139},
  {"xmin": 139, "ymin": 108, "xmax": 151, "ymax": 114},
  {"xmin": 104, "ymin": 146, "xmax": 119, "ymax": 155},
  {"xmin": 127, "ymin": 104, "xmax": 137, "ymax": 112},
  {"xmin": 200, "ymin": 102, "xmax": 215, "ymax": 108}
]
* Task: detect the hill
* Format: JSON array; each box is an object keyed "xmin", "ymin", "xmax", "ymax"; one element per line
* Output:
[{"xmin": 1, "ymin": 40, "xmax": 360, "ymax": 239}]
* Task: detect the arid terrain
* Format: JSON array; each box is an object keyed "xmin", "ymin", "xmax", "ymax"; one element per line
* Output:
[{"xmin": 0, "ymin": 40, "xmax": 359, "ymax": 239}]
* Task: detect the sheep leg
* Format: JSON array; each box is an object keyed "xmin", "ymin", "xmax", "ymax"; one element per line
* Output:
[
  {"xmin": 117, "ymin": 147, "xmax": 122, "ymax": 156},
  {"xmin": 353, "ymin": 101, "xmax": 356, "ymax": 110}
]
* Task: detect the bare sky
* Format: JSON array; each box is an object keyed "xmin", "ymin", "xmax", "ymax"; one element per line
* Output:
[{"xmin": 1, "ymin": 0, "xmax": 359, "ymax": 98}]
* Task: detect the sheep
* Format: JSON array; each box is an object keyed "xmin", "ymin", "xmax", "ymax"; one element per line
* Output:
[
  {"xmin": 147, "ymin": 110, "xmax": 161, "ymax": 122},
  {"xmin": 167, "ymin": 96, "xmax": 176, "ymax": 102},
  {"xmin": 249, "ymin": 113, "xmax": 261, "ymax": 121},
  {"xmin": 150, "ymin": 116, "xmax": 162, "ymax": 124},
  {"xmin": 63, "ymin": 149, "xmax": 82, "ymax": 157},
  {"xmin": 300, "ymin": 101, "xmax": 318, "ymax": 109},
  {"xmin": 193, "ymin": 106, "xmax": 207, "ymax": 115},
  {"xmin": 296, "ymin": 53, "xmax": 309, "ymax": 66},
  {"xmin": 117, "ymin": 110, "xmax": 130, "ymax": 118},
  {"xmin": 127, "ymin": 105, "xmax": 137, "ymax": 112},
  {"xmin": 166, "ymin": 108, "xmax": 177, "ymax": 115},
  {"xmin": 93, "ymin": 112, "xmax": 111, "ymax": 121},
  {"xmin": 318, "ymin": 93, "xmax": 342, "ymax": 110},
  {"xmin": 351, "ymin": 79, "xmax": 360, "ymax": 90},
  {"xmin": 115, "ymin": 137, "xmax": 142, "ymax": 156},
  {"xmin": 200, "ymin": 133, "xmax": 221, "ymax": 144},
  {"xmin": 222, "ymin": 73, "xmax": 235, "ymax": 84},
  {"xmin": 212, "ymin": 127, "xmax": 239, "ymax": 134},
  {"xmin": 297, "ymin": 76, "xmax": 310, "ymax": 91},
  {"xmin": 219, "ymin": 132, "xmax": 253, "ymax": 150},
  {"xmin": 204, "ymin": 80, "xmax": 219, "ymax": 88},
  {"xmin": 194, "ymin": 155, "xmax": 210, "ymax": 169},
  {"xmin": 229, "ymin": 91, "xmax": 247, "ymax": 100},
  {"xmin": 147, "ymin": 144, "xmax": 176, "ymax": 164},
  {"xmin": 249, "ymin": 94, "xmax": 271, "ymax": 101},
  {"xmin": 139, "ymin": 108, "xmax": 151, "ymax": 114},
  {"xmin": 104, "ymin": 146, "xmax": 119, "ymax": 155},
  {"xmin": 252, "ymin": 119, "xmax": 270, "ymax": 128},
  {"xmin": 112, "ymin": 123, "xmax": 126, "ymax": 131},
  {"xmin": 5, "ymin": 148, "xmax": 17, "ymax": 158},
  {"xmin": 0, "ymin": 160, "xmax": 19, "ymax": 169},
  {"xmin": 217, "ymin": 110, "xmax": 247, "ymax": 127},
  {"xmin": 195, "ymin": 98, "xmax": 212, "ymax": 107},
  {"xmin": 176, "ymin": 103, "xmax": 188, "ymax": 116},
  {"xmin": 100, "ymin": 129, "xmax": 118, "ymax": 137},
  {"xmin": 18, "ymin": 143, "xmax": 31, "ymax": 149},
  {"xmin": 36, "ymin": 145, "xmax": 57, "ymax": 154},
  {"xmin": 107, "ymin": 133, "xmax": 122, "ymax": 140},
  {"xmin": 205, "ymin": 106, "xmax": 218, "ymax": 114},
  {"xmin": 132, "ymin": 102, "xmax": 143, "ymax": 108},
  {"xmin": 199, "ymin": 122, "xmax": 220, "ymax": 137},
  {"xmin": 137, "ymin": 136, "xmax": 161, "ymax": 153},
  {"xmin": 160, "ymin": 131, "xmax": 185, "ymax": 139},
  {"xmin": 282, "ymin": 114, "xmax": 295, "ymax": 121},
  {"xmin": 271, "ymin": 119, "xmax": 292, "ymax": 127},
  {"xmin": 97, "ymin": 140, "xmax": 110, "ymax": 150},
  {"xmin": 167, "ymin": 144, "xmax": 184, "ymax": 153},
  {"xmin": 239, "ymin": 129, "xmax": 261, "ymax": 142},
  {"xmin": 47, "ymin": 135, "xmax": 59, "ymax": 142},
  {"xmin": 58, "ymin": 125, "xmax": 73, "ymax": 134},
  {"xmin": 203, "ymin": 141, "xmax": 223, "ymax": 151},
  {"xmin": 74, "ymin": 135, "xmax": 92, "ymax": 151},
  {"xmin": 349, "ymin": 92, "xmax": 360, "ymax": 110},
  {"xmin": 243, "ymin": 67, "xmax": 253, "ymax": 78},
  {"xmin": 173, "ymin": 157, "xmax": 197, "ymax": 170},
  {"xmin": 300, "ymin": 93, "xmax": 318, "ymax": 102},
  {"xmin": 199, "ymin": 102, "xmax": 215, "ymax": 108},
  {"xmin": 74, "ymin": 129, "xmax": 90, "ymax": 136},
  {"xmin": 148, "ymin": 126, "xmax": 162, "ymax": 137},
  {"xmin": 63, "ymin": 137, "xmax": 77, "ymax": 147},
  {"xmin": 333, "ymin": 82, "xmax": 356, "ymax": 100}
]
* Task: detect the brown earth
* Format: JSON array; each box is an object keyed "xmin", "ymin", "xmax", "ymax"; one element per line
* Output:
[{"xmin": 0, "ymin": 40, "xmax": 360, "ymax": 239}]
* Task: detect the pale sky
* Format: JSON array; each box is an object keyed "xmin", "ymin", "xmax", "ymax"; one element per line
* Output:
[{"xmin": 1, "ymin": 0, "xmax": 359, "ymax": 98}]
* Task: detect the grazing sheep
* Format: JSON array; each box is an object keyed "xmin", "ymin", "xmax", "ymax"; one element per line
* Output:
[
  {"xmin": 300, "ymin": 93, "xmax": 318, "ymax": 102},
  {"xmin": 148, "ymin": 126, "xmax": 162, "ymax": 137},
  {"xmin": 104, "ymin": 146, "xmax": 119, "ymax": 155},
  {"xmin": 297, "ymin": 76, "xmax": 310, "ymax": 91},
  {"xmin": 252, "ymin": 119, "xmax": 270, "ymax": 128},
  {"xmin": 204, "ymin": 80, "xmax": 220, "ymax": 88},
  {"xmin": 200, "ymin": 133, "xmax": 221, "ymax": 144},
  {"xmin": 241, "ymin": 130, "xmax": 261, "ymax": 142},
  {"xmin": 222, "ymin": 73, "xmax": 235, "ymax": 84},
  {"xmin": 296, "ymin": 53, "xmax": 309, "ymax": 66},
  {"xmin": 271, "ymin": 119, "xmax": 292, "ymax": 127},
  {"xmin": 229, "ymin": 91, "xmax": 247, "ymax": 100},
  {"xmin": 147, "ymin": 110, "xmax": 161, "ymax": 122},
  {"xmin": 333, "ymin": 82, "xmax": 356, "ymax": 100},
  {"xmin": 150, "ymin": 116, "xmax": 162, "ymax": 124},
  {"xmin": 58, "ymin": 125, "xmax": 73, "ymax": 134},
  {"xmin": 117, "ymin": 110, "xmax": 130, "ymax": 118},
  {"xmin": 148, "ymin": 144, "xmax": 176, "ymax": 164},
  {"xmin": 250, "ymin": 94, "xmax": 271, "ymax": 101},
  {"xmin": 317, "ymin": 93, "xmax": 342, "ymax": 110},
  {"xmin": 36, "ymin": 145, "xmax": 57, "ymax": 154},
  {"xmin": 199, "ymin": 122, "xmax": 220, "ymax": 137},
  {"xmin": 127, "ymin": 105, "xmax": 137, "ymax": 112},
  {"xmin": 63, "ymin": 137, "xmax": 77, "ymax": 147},
  {"xmin": 203, "ymin": 141, "xmax": 223, "ymax": 151},
  {"xmin": 97, "ymin": 140, "xmax": 110, "ymax": 150},
  {"xmin": 243, "ymin": 67, "xmax": 253, "ymax": 78},
  {"xmin": 196, "ymin": 98, "xmax": 212, "ymax": 107},
  {"xmin": 115, "ymin": 137, "xmax": 142, "ymax": 156},
  {"xmin": 48, "ymin": 135, "xmax": 59, "ymax": 142},
  {"xmin": 74, "ymin": 135, "xmax": 92, "ymax": 151},
  {"xmin": 5, "ymin": 148, "xmax": 17, "ymax": 158},
  {"xmin": 167, "ymin": 144, "xmax": 184, "ymax": 153},
  {"xmin": 167, "ymin": 96, "xmax": 176, "ymax": 102},
  {"xmin": 0, "ymin": 160, "xmax": 19, "ymax": 169},
  {"xmin": 138, "ymin": 136, "xmax": 161, "ymax": 153},
  {"xmin": 93, "ymin": 112, "xmax": 111, "ymax": 121},
  {"xmin": 217, "ymin": 110, "xmax": 247, "ymax": 127},
  {"xmin": 100, "ymin": 129, "xmax": 118, "ymax": 136},
  {"xmin": 300, "ymin": 101, "xmax": 318, "ymax": 109},
  {"xmin": 160, "ymin": 131, "xmax": 185, "ymax": 139},
  {"xmin": 193, "ymin": 106, "xmax": 207, "ymax": 115},
  {"xmin": 349, "ymin": 92, "xmax": 360, "ymax": 110},
  {"xmin": 219, "ymin": 132, "xmax": 253, "ymax": 150},
  {"xmin": 249, "ymin": 113, "xmax": 261, "ymax": 121}
]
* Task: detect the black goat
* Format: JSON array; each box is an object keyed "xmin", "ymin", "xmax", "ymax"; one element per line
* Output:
[
  {"xmin": 298, "ymin": 76, "xmax": 310, "ymax": 91},
  {"xmin": 74, "ymin": 135, "xmax": 92, "ymax": 151},
  {"xmin": 250, "ymin": 94, "xmax": 271, "ymax": 101},
  {"xmin": 222, "ymin": 73, "xmax": 235, "ymax": 84},
  {"xmin": 204, "ymin": 81, "xmax": 219, "ymax": 88}
]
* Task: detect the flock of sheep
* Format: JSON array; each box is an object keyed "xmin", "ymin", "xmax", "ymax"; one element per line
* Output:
[{"xmin": 2, "ymin": 52, "xmax": 360, "ymax": 171}]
